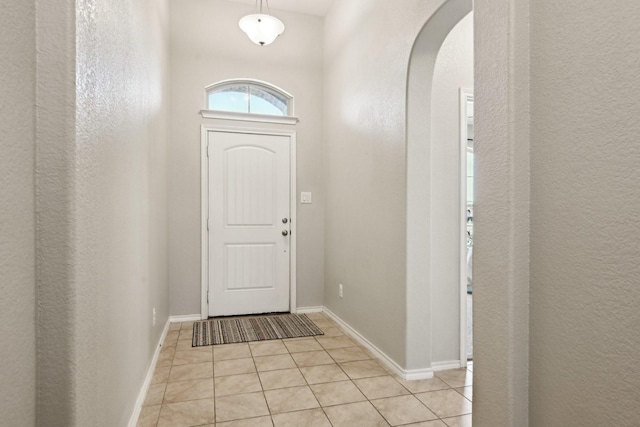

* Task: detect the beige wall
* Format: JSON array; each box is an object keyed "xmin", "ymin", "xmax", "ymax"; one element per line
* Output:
[
  {"xmin": 168, "ymin": 0, "xmax": 325, "ymax": 315},
  {"xmin": 36, "ymin": 0, "xmax": 170, "ymax": 425},
  {"xmin": 0, "ymin": 1, "xmax": 36, "ymax": 425},
  {"xmin": 323, "ymin": 0, "xmax": 461, "ymax": 368},
  {"xmin": 475, "ymin": 0, "xmax": 640, "ymax": 425},
  {"xmin": 528, "ymin": 1, "xmax": 640, "ymax": 425}
]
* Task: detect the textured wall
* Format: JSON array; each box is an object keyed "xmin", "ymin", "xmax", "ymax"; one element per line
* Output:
[
  {"xmin": 473, "ymin": 0, "xmax": 530, "ymax": 425},
  {"xmin": 168, "ymin": 0, "xmax": 325, "ymax": 315},
  {"xmin": 430, "ymin": 12, "xmax": 473, "ymax": 364},
  {"xmin": 528, "ymin": 1, "xmax": 640, "ymax": 425},
  {"xmin": 0, "ymin": 1, "xmax": 36, "ymax": 425},
  {"xmin": 36, "ymin": 0, "xmax": 170, "ymax": 425}
]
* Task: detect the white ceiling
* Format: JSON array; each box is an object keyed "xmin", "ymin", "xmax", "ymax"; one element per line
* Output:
[{"xmin": 225, "ymin": 0, "xmax": 336, "ymax": 17}]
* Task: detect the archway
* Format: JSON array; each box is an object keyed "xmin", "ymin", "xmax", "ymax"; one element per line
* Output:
[{"xmin": 405, "ymin": 0, "xmax": 473, "ymax": 374}]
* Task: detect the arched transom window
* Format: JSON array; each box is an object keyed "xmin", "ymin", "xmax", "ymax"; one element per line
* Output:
[{"xmin": 204, "ymin": 79, "xmax": 294, "ymax": 119}]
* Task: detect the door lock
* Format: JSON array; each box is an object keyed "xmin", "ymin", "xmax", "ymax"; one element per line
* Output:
[
  {"xmin": 282, "ymin": 218, "xmax": 288, "ymax": 224},
  {"xmin": 282, "ymin": 230, "xmax": 289, "ymax": 236}
]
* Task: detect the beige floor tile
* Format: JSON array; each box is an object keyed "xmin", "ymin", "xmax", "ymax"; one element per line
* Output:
[
  {"xmin": 305, "ymin": 312, "xmax": 327, "ymax": 321},
  {"xmin": 254, "ymin": 354, "xmax": 296, "ymax": 372},
  {"xmin": 272, "ymin": 408, "xmax": 332, "ymax": 427},
  {"xmin": 215, "ymin": 392, "xmax": 269, "ymax": 423},
  {"xmin": 179, "ymin": 321, "xmax": 195, "ymax": 330},
  {"xmin": 316, "ymin": 336, "xmax": 356, "ymax": 350},
  {"xmin": 151, "ymin": 366, "xmax": 171, "ymax": 384},
  {"xmin": 324, "ymin": 401, "xmax": 390, "ymax": 427},
  {"xmin": 300, "ymin": 364, "xmax": 349, "ymax": 384},
  {"xmin": 249, "ymin": 340, "xmax": 288, "ymax": 356},
  {"xmin": 283, "ymin": 338, "xmax": 323, "ymax": 353},
  {"xmin": 214, "ymin": 343, "xmax": 252, "ymax": 361},
  {"xmin": 217, "ymin": 416, "xmax": 273, "ymax": 427},
  {"xmin": 371, "ymin": 395, "xmax": 438, "ymax": 426},
  {"xmin": 169, "ymin": 322, "xmax": 182, "ymax": 331},
  {"xmin": 311, "ymin": 319, "xmax": 335, "ymax": 329},
  {"xmin": 264, "ymin": 385, "xmax": 320, "ymax": 414},
  {"xmin": 137, "ymin": 404, "xmax": 161, "ymax": 427},
  {"xmin": 178, "ymin": 328, "xmax": 193, "ymax": 341},
  {"xmin": 163, "ymin": 378, "xmax": 214, "ymax": 403},
  {"xmin": 156, "ymin": 351, "xmax": 174, "ymax": 368},
  {"xmin": 403, "ymin": 421, "xmax": 449, "ymax": 427},
  {"xmin": 435, "ymin": 369, "xmax": 472, "ymax": 388},
  {"xmin": 176, "ymin": 340, "xmax": 203, "ymax": 352},
  {"xmin": 161, "ymin": 340, "xmax": 177, "ymax": 351},
  {"xmin": 340, "ymin": 360, "xmax": 387, "ymax": 379},
  {"xmin": 168, "ymin": 362, "xmax": 213, "ymax": 382},
  {"xmin": 157, "ymin": 398, "xmax": 215, "ymax": 427},
  {"xmin": 443, "ymin": 414, "xmax": 472, "ymax": 427},
  {"xmin": 455, "ymin": 386, "xmax": 472, "ymax": 401},
  {"xmin": 172, "ymin": 349, "xmax": 212, "ymax": 366},
  {"xmin": 143, "ymin": 383, "xmax": 167, "ymax": 406},
  {"xmin": 291, "ymin": 350, "xmax": 335, "ymax": 367},
  {"xmin": 396, "ymin": 377, "xmax": 451, "ymax": 393},
  {"xmin": 215, "ymin": 373, "xmax": 263, "ymax": 397},
  {"xmin": 214, "ymin": 358, "xmax": 256, "ymax": 377},
  {"xmin": 354, "ymin": 376, "xmax": 410, "ymax": 400},
  {"xmin": 159, "ymin": 345, "xmax": 176, "ymax": 357},
  {"xmin": 258, "ymin": 368, "xmax": 307, "ymax": 390},
  {"xmin": 164, "ymin": 330, "xmax": 180, "ymax": 342},
  {"xmin": 310, "ymin": 380, "xmax": 367, "ymax": 407},
  {"xmin": 416, "ymin": 389, "xmax": 472, "ymax": 418},
  {"xmin": 320, "ymin": 327, "xmax": 345, "ymax": 337},
  {"xmin": 327, "ymin": 347, "xmax": 372, "ymax": 363}
]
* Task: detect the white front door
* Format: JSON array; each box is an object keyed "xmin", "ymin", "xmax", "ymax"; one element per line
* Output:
[{"xmin": 208, "ymin": 130, "xmax": 291, "ymax": 317}]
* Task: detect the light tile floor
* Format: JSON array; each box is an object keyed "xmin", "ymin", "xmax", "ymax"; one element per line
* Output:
[{"xmin": 138, "ymin": 312, "xmax": 472, "ymax": 427}]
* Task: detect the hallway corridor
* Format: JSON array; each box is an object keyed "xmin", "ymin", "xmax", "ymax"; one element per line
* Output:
[{"xmin": 138, "ymin": 313, "xmax": 472, "ymax": 427}]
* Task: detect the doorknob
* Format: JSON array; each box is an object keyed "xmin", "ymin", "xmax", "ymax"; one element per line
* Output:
[
  {"xmin": 282, "ymin": 218, "xmax": 288, "ymax": 224},
  {"xmin": 282, "ymin": 230, "xmax": 289, "ymax": 236}
]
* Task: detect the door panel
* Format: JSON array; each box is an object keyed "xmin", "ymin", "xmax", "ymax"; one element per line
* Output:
[{"xmin": 208, "ymin": 131, "xmax": 290, "ymax": 317}]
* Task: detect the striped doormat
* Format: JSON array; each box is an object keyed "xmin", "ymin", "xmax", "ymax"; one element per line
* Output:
[{"xmin": 192, "ymin": 313, "xmax": 324, "ymax": 347}]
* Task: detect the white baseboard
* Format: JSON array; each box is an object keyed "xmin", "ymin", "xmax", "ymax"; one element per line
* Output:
[
  {"xmin": 322, "ymin": 307, "xmax": 434, "ymax": 380},
  {"xmin": 432, "ymin": 360, "xmax": 463, "ymax": 371},
  {"xmin": 296, "ymin": 306, "xmax": 324, "ymax": 314},
  {"xmin": 128, "ymin": 319, "xmax": 170, "ymax": 427},
  {"xmin": 169, "ymin": 314, "xmax": 203, "ymax": 322}
]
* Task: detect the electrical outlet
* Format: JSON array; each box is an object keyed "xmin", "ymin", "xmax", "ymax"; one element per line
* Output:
[
  {"xmin": 153, "ymin": 307, "xmax": 156, "ymax": 326},
  {"xmin": 339, "ymin": 284, "xmax": 343, "ymax": 298}
]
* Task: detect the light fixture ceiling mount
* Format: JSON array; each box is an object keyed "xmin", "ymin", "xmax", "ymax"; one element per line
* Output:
[{"xmin": 238, "ymin": 0, "xmax": 285, "ymax": 46}]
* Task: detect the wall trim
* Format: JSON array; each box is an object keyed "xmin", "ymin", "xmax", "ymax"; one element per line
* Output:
[
  {"xmin": 296, "ymin": 306, "xmax": 324, "ymax": 314},
  {"xmin": 170, "ymin": 314, "xmax": 203, "ymax": 323},
  {"xmin": 432, "ymin": 360, "xmax": 463, "ymax": 372},
  {"xmin": 322, "ymin": 307, "xmax": 434, "ymax": 380},
  {"xmin": 200, "ymin": 109, "xmax": 299, "ymax": 125},
  {"xmin": 127, "ymin": 319, "xmax": 170, "ymax": 427}
]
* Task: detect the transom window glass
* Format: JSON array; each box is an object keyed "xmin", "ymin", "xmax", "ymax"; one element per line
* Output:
[{"xmin": 206, "ymin": 80, "xmax": 292, "ymax": 117}]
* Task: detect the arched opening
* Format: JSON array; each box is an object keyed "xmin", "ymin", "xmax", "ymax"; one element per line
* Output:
[{"xmin": 405, "ymin": 0, "xmax": 473, "ymax": 374}]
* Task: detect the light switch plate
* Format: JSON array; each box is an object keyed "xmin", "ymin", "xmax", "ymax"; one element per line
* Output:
[{"xmin": 301, "ymin": 192, "xmax": 312, "ymax": 204}]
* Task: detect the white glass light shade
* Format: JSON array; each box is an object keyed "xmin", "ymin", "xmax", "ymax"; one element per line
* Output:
[{"xmin": 239, "ymin": 14, "xmax": 285, "ymax": 46}]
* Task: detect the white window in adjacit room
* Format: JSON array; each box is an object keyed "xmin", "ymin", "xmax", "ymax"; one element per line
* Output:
[{"xmin": 205, "ymin": 79, "xmax": 293, "ymax": 117}]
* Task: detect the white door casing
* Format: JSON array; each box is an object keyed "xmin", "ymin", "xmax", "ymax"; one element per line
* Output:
[{"xmin": 201, "ymin": 127, "xmax": 297, "ymax": 318}]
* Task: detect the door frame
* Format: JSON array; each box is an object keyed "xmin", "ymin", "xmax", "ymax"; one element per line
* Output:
[
  {"xmin": 459, "ymin": 88, "xmax": 473, "ymax": 366},
  {"xmin": 200, "ymin": 124, "xmax": 297, "ymax": 319}
]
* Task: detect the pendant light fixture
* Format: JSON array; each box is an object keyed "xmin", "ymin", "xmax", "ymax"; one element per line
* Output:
[{"xmin": 238, "ymin": 0, "xmax": 285, "ymax": 46}]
